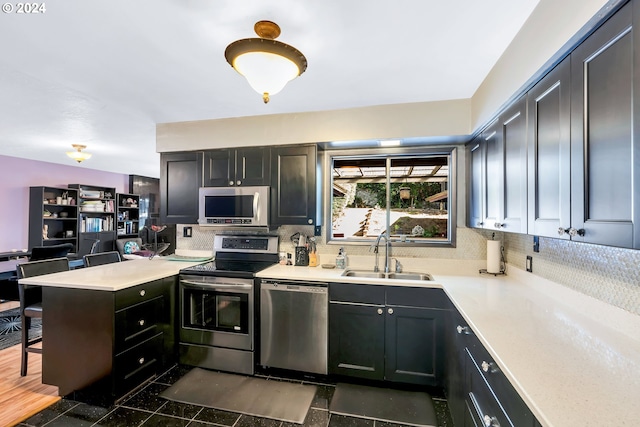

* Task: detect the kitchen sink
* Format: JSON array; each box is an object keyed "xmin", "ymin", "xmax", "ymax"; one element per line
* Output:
[{"xmin": 341, "ymin": 269, "xmax": 433, "ymax": 281}]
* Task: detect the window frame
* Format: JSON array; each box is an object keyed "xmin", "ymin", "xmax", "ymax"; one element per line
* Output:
[{"xmin": 323, "ymin": 146, "xmax": 457, "ymax": 247}]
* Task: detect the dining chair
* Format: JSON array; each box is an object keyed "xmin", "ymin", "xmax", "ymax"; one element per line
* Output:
[
  {"xmin": 16, "ymin": 257, "xmax": 70, "ymax": 376},
  {"xmin": 83, "ymin": 251, "xmax": 122, "ymax": 267}
]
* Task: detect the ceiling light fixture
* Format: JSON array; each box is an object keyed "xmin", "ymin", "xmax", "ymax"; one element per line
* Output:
[
  {"xmin": 225, "ymin": 20, "xmax": 307, "ymax": 104},
  {"xmin": 66, "ymin": 144, "xmax": 92, "ymax": 163}
]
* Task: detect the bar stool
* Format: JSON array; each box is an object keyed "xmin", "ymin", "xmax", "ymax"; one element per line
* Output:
[
  {"xmin": 16, "ymin": 257, "xmax": 69, "ymax": 376},
  {"xmin": 83, "ymin": 251, "xmax": 121, "ymax": 267}
]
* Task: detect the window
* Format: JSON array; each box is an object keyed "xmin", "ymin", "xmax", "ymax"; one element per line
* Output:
[{"xmin": 326, "ymin": 148, "xmax": 456, "ymax": 246}]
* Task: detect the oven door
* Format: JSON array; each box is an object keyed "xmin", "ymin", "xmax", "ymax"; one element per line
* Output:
[{"xmin": 179, "ymin": 275, "xmax": 254, "ymax": 351}]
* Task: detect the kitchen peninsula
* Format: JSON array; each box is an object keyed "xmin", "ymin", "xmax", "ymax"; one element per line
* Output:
[{"xmin": 19, "ymin": 258, "xmax": 203, "ymax": 401}]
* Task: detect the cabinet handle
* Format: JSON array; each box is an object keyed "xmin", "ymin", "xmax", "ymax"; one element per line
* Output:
[
  {"xmin": 481, "ymin": 360, "xmax": 499, "ymax": 374},
  {"xmin": 559, "ymin": 227, "xmax": 586, "ymax": 237},
  {"xmin": 138, "ymin": 357, "xmax": 145, "ymax": 365},
  {"xmin": 377, "ymin": 308, "xmax": 383, "ymax": 315},
  {"xmin": 229, "ymin": 180, "xmax": 234, "ymax": 186},
  {"xmin": 307, "ymin": 219, "xmax": 313, "ymax": 224},
  {"xmin": 138, "ymin": 319, "xmax": 145, "ymax": 327},
  {"xmin": 387, "ymin": 308, "xmax": 394, "ymax": 315},
  {"xmin": 456, "ymin": 325, "xmax": 470, "ymax": 334},
  {"xmin": 494, "ymin": 222, "xmax": 505, "ymax": 228},
  {"xmin": 483, "ymin": 415, "xmax": 500, "ymax": 427},
  {"xmin": 477, "ymin": 222, "xmax": 484, "ymax": 226},
  {"xmin": 139, "ymin": 290, "xmax": 146, "ymax": 297},
  {"xmin": 236, "ymin": 180, "xmax": 241, "ymax": 185}
]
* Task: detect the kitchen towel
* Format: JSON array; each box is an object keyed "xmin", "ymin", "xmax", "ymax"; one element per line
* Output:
[{"xmin": 487, "ymin": 240, "xmax": 502, "ymax": 273}]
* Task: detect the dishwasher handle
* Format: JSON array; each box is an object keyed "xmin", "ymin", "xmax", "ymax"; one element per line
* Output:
[{"xmin": 261, "ymin": 279, "xmax": 328, "ymax": 293}]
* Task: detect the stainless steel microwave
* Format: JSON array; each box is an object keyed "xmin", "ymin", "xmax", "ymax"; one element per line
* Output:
[{"xmin": 198, "ymin": 186, "xmax": 269, "ymax": 227}]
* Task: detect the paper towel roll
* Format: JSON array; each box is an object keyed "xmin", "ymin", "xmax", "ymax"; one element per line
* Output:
[{"xmin": 487, "ymin": 240, "xmax": 502, "ymax": 273}]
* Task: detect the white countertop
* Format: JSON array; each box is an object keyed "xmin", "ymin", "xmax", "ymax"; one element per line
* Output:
[
  {"xmin": 18, "ymin": 257, "xmax": 203, "ymax": 291},
  {"xmin": 258, "ymin": 256, "xmax": 640, "ymax": 427}
]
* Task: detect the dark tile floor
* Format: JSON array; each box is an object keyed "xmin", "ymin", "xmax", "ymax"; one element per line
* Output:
[{"xmin": 19, "ymin": 365, "xmax": 453, "ymax": 427}]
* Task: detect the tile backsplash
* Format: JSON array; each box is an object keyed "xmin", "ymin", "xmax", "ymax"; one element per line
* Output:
[{"xmin": 176, "ymin": 224, "xmax": 640, "ymax": 316}]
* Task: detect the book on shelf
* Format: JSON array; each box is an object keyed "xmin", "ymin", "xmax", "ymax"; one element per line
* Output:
[{"xmin": 80, "ymin": 215, "xmax": 114, "ymax": 232}]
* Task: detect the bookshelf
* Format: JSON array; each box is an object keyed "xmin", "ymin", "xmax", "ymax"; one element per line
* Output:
[{"xmin": 116, "ymin": 193, "xmax": 140, "ymax": 238}]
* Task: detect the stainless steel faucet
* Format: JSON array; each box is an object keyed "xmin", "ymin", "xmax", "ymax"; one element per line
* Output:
[{"xmin": 372, "ymin": 231, "xmax": 391, "ymax": 273}]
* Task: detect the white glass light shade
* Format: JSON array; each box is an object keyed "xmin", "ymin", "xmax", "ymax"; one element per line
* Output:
[
  {"xmin": 233, "ymin": 51, "xmax": 300, "ymax": 99},
  {"xmin": 66, "ymin": 144, "xmax": 92, "ymax": 163}
]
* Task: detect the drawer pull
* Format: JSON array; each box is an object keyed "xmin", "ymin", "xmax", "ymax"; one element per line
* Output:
[
  {"xmin": 387, "ymin": 308, "xmax": 394, "ymax": 315},
  {"xmin": 483, "ymin": 415, "xmax": 500, "ymax": 427},
  {"xmin": 377, "ymin": 308, "xmax": 383, "ymax": 315},
  {"xmin": 138, "ymin": 357, "xmax": 145, "ymax": 365},
  {"xmin": 139, "ymin": 290, "xmax": 146, "ymax": 297},
  {"xmin": 456, "ymin": 325, "xmax": 470, "ymax": 334},
  {"xmin": 481, "ymin": 360, "xmax": 499, "ymax": 374},
  {"xmin": 138, "ymin": 319, "xmax": 145, "ymax": 326}
]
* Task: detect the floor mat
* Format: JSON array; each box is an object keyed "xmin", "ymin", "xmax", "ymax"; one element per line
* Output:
[
  {"xmin": 160, "ymin": 368, "xmax": 317, "ymax": 424},
  {"xmin": 0, "ymin": 308, "xmax": 41, "ymax": 351},
  {"xmin": 329, "ymin": 382, "xmax": 438, "ymax": 427}
]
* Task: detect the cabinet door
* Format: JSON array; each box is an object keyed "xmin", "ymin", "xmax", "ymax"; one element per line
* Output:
[
  {"xmin": 570, "ymin": 1, "xmax": 639, "ymax": 248},
  {"xmin": 328, "ymin": 302, "xmax": 384, "ymax": 380},
  {"xmin": 270, "ymin": 145, "xmax": 317, "ymax": 226},
  {"xmin": 160, "ymin": 152, "xmax": 202, "ymax": 224},
  {"xmin": 527, "ymin": 57, "xmax": 571, "ymax": 239},
  {"xmin": 500, "ymin": 97, "xmax": 528, "ymax": 233},
  {"xmin": 482, "ymin": 119, "xmax": 503, "ymax": 230},
  {"xmin": 237, "ymin": 147, "xmax": 270, "ymax": 186},
  {"xmin": 468, "ymin": 137, "xmax": 485, "ymax": 228},
  {"xmin": 384, "ymin": 305, "xmax": 445, "ymax": 386},
  {"xmin": 203, "ymin": 149, "xmax": 234, "ymax": 187}
]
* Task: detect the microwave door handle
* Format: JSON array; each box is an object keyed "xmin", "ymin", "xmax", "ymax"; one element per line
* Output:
[{"xmin": 254, "ymin": 191, "xmax": 260, "ymax": 222}]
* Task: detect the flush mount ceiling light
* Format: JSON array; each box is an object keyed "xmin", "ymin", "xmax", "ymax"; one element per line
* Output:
[
  {"xmin": 225, "ymin": 20, "xmax": 307, "ymax": 104},
  {"xmin": 66, "ymin": 144, "xmax": 92, "ymax": 163}
]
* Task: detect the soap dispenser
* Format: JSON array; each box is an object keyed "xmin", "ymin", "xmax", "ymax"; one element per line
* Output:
[{"xmin": 336, "ymin": 247, "xmax": 347, "ymax": 269}]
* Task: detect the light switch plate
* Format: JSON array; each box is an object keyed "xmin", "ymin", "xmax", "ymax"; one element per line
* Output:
[{"xmin": 183, "ymin": 226, "xmax": 192, "ymax": 238}]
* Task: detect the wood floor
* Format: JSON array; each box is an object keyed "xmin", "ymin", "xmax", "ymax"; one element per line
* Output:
[{"xmin": 0, "ymin": 301, "xmax": 59, "ymax": 427}]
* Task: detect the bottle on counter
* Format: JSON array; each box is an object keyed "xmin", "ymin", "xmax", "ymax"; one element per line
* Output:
[{"xmin": 336, "ymin": 247, "xmax": 347, "ymax": 269}]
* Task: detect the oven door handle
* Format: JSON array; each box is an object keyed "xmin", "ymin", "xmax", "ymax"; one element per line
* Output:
[{"xmin": 180, "ymin": 279, "xmax": 253, "ymax": 289}]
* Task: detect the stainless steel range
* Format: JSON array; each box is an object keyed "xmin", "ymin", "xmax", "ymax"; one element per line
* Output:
[{"xmin": 178, "ymin": 234, "xmax": 278, "ymax": 375}]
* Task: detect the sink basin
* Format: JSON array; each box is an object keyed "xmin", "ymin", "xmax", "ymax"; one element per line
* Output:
[
  {"xmin": 341, "ymin": 270, "xmax": 386, "ymax": 278},
  {"xmin": 341, "ymin": 269, "xmax": 433, "ymax": 281}
]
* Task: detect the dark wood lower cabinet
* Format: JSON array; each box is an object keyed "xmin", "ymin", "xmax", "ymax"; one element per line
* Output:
[
  {"xmin": 384, "ymin": 305, "xmax": 445, "ymax": 386},
  {"xmin": 328, "ymin": 283, "xmax": 446, "ymax": 387},
  {"xmin": 447, "ymin": 304, "xmax": 539, "ymax": 427},
  {"xmin": 329, "ymin": 302, "xmax": 385, "ymax": 380},
  {"xmin": 42, "ymin": 276, "xmax": 177, "ymax": 402}
]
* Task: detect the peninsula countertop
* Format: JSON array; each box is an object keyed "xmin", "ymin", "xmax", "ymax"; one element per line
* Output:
[
  {"xmin": 258, "ymin": 257, "xmax": 640, "ymax": 427},
  {"xmin": 18, "ymin": 257, "xmax": 203, "ymax": 291}
]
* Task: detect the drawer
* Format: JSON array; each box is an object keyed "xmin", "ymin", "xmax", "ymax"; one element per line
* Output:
[
  {"xmin": 329, "ymin": 282, "xmax": 385, "ymax": 304},
  {"xmin": 465, "ymin": 348, "xmax": 511, "ymax": 427},
  {"xmin": 386, "ymin": 286, "xmax": 448, "ymax": 309},
  {"xmin": 115, "ymin": 278, "xmax": 167, "ymax": 310},
  {"xmin": 467, "ymin": 341, "xmax": 535, "ymax": 427},
  {"xmin": 115, "ymin": 296, "xmax": 163, "ymax": 352},
  {"xmin": 114, "ymin": 332, "xmax": 163, "ymax": 397}
]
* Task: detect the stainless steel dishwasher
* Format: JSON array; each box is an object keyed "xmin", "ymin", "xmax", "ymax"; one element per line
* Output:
[{"xmin": 260, "ymin": 279, "xmax": 328, "ymax": 375}]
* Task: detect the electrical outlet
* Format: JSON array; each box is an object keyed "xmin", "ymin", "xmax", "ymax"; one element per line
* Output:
[
  {"xmin": 526, "ymin": 255, "xmax": 533, "ymax": 272},
  {"xmin": 183, "ymin": 226, "xmax": 192, "ymax": 238},
  {"xmin": 314, "ymin": 225, "xmax": 322, "ymax": 236}
]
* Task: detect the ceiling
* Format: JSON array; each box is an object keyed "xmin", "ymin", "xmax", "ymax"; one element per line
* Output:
[{"xmin": 0, "ymin": 0, "xmax": 540, "ymax": 178}]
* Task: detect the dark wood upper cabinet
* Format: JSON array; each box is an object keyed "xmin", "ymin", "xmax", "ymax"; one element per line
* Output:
[
  {"xmin": 570, "ymin": 1, "xmax": 639, "ymax": 248},
  {"xmin": 468, "ymin": 136, "xmax": 485, "ymax": 229},
  {"xmin": 270, "ymin": 144, "xmax": 317, "ymax": 226},
  {"xmin": 160, "ymin": 151, "xmax": 202, "ymax": 224},
  {"xmin": 203, "ymin": 147, "xmax": 270, "ymax": 187},
  {"xmin": 527, "ymin": 57, "xmax": 572, "ymax": 240},
  {"xmin": 481, "ymin": 97, "xmax": 528, "ymax": 233}
]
